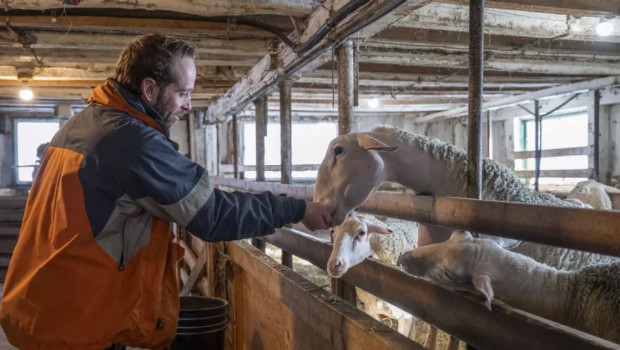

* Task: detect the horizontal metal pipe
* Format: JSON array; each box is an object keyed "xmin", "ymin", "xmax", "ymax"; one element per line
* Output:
[
  {"xmin": 261, "ymin": 228, "xmax": 618, "ymax": 350},
  {"xmin": 211, "ymin": 177, "xmax": 620, "ymax": 258},
  {"xmin": 359, "ymin": 193, "xmax": 620, "ymax": 258}
]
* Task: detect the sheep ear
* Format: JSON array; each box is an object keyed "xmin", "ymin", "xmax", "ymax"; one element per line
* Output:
[
  {"xmin": 357, "ymin": 134, "xmax": 398, "ymax": 152},
  {"xmin": 450, "ymin": 230, "xmax": 473, "ymax": 242},
  {"xmin": 366, "ymin": 223, "xmax": 393, "ymax": 235},
  {"xmin": 472, "ymin": 274, "xmax": 494, "ymax": 311}
]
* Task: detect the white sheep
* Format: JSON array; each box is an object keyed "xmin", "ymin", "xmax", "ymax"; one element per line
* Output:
[
  {"xmin": 329, "ymin": 215, "xmax": 458, "ymax": 350},
  {"xmin": 314, "ymin": 126, "xmax": 618, "ymax": 270},
  {"xmin": 399, "ymin": 231, "xmax": 620, "ymax": 343},
  {"xmin": 567, "ymin": 179, "xmax": 613, "ymax": 210}
]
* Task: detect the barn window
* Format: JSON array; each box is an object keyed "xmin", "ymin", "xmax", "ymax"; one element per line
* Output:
[
  {"xmin": 513, "ymin": 109, "xmax": 589, "ymax": 186},
  {"xmin": 13, "ymin": 119, "xmax": 60, "ymax": 185},
  {"xmin": 243, "ymin": 122, "xmax": 337, "ymax": 181}
]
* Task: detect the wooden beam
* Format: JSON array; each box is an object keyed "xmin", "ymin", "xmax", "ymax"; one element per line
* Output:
[
  {"xmin": 206, "ymin": 0, "xmax": 433, "ymax": 122},
  {"xmin": 0, "ymin": 31, "xmax": 271, "ymax": 56},
  {"xmin": 3, "ymin": 0, "xmax": 317, "ymax": 17},
  {"xmin": 514, "ymin": 146, "xmax": 590, "ymax": 159},
  {"xmin": 515, "ymin": 169, "xmax": 593, "ymax": 178},
  {"xmin": 396, "ymin": 3, "xmax": 620, "ymax": 42},
  {"xmin": 358, "ymin": 46, "xmax": 620, "ymax": 75},
  {"xmin": 436, "ymin": 0, "xmax": 620, "ymax": 16},
  {"xmin": 226, "ymin": 240, "xmax": 422, "ymax": 350},
  {"xmin": 2, "ymin": 16, "xmax": 272, "ymax": 37},
  {"xmin": 373, "ymin": 27, "xmax": 620, "ymax": 55},
  {"xmin": 180, "ymin": 245, "xmax": 207, "ymax": 296},
  {"xmin": 417, "ymin": 76, "xmax": 620, "ymax": 122}
]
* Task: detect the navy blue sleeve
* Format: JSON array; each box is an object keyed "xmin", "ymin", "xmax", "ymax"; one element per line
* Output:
[{"xmin": 103, "ymin": 120, "xmax": 306, "ymax": 241}]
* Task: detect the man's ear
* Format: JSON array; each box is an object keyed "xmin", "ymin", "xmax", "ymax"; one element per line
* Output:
[
  {"xmin": 356, "ymin": 134, "xmax": 398, "ymax": 152},
  {"xmin": 472, "ymin": 274, "xmax": 494, "ymax": 311},
  {"xmin": 140, "ymin": 77, "xmax": 159, "ymax": 103}
]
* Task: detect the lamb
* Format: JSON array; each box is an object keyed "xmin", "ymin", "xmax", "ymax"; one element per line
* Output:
[
  {"xmin": 398, "ymin": 231, "xmax": 620, "ymax": 343},
  {"xmin": 329, "ymin": 215, "xmax": 458, "ymax": 350},
  {"xmin": 567, "ymin": 179, "xmax": 614, "ymax": 210},
  {"xmin": 314, "ymin": 126, "xmax": 618, "ymax": 270}
]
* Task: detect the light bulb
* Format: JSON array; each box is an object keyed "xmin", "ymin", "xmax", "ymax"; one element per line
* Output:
[
  {"xmin": 368, "ymin": 98, "xmax": 379, "ymax": 108},
  {"xmin": 19, "ymin": 88, "xmax": 34, "ymax": 101},
  {"xmin": 596, "ymin": 21, "xmax": 613, "ymax": 37}
]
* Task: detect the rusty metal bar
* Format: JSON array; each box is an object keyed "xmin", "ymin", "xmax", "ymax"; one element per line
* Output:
[
  {"xmin": 254, "ymin": 96, "xmax": 267, "ymax": 182},
  {"xmin": 467, "ymin": 0, "xmax": 484, "ymax": 200},
  {"xmin": 210, "ymin": 177, "xmax": 620, "ymax": 258},
  {"xmin": 261, "ymin": 227, "xmax": 618, "ymax": 350},
  {"xmin": 337, "ymin": 40, "xmax": 354, "ymax": 135}
]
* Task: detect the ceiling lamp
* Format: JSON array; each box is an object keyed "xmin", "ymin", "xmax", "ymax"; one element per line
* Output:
[
  {"xmin": 19, "ymin": 86, "xmax": 34, "ymax": 101},
  {"xmin": 595, "ymin": 21, "xmax": 614, "ymax": 37},
  {"xmin": 368, "ymin": 98, "xmax": 380, "ymax": 108}
]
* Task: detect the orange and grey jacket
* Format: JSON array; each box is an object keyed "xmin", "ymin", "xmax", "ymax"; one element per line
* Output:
[{"xmin": 0, "ymin": 80, "xmax": 305, "ymax": 350}]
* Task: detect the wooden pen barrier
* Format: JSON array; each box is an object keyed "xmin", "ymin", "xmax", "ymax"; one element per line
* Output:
[{"xmin": 205, "ymin": 176, "xmax": 620, "ymax": 350}]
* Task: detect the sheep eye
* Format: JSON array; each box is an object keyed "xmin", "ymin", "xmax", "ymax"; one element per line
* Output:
[
  {"xmin": 333, "ymin": 146, "xmax": 344, "ymax": 156},
  {"xmin": 442, "ymin": 269, "xmax": 454, "ymax": 280},
  {"xmin": 358, "ymin": 230, "xmax": 366, "ymax": 236}
]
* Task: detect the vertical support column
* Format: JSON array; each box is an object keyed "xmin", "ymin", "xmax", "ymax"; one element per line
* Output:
[
  {"xmin": 55, "ymin": 103, "xmax": 72, "ymax": 128},
  {"xmin": 334, "ymin": 41, "xmax": 357, "ymax": 304},
  {"xmin": 280, "ymin": 81, "xmax": 293, "ymax": 185},
  {"xmin": 215, "ymin": 123, "xmax": 221, "ymax": 176},
  {"xmin": 467, "ymin": 2, "xmax": 484, "ymax": 349},
  {"xmin": 254, "ymin": 97, "xmax": 267, "ymax": 182},
  {"xmin": 337, "ymin": 40, "xmax": 354, "ymax": 135},
  {"xmin": 232, "ymin": 114, "xmax": 239, "ymax": 180},
  {"xmin": 534, "ymin": 100, "xmax": 542, "ymax": 191},
  {"xmin": 280, "ymin": 80, "xmax": 294, "ymax": 267},
  {"xmin": 467, "ymin": 0, "xmax": 484, "ymax": 201},
  {"xmin": 486, "ymin": 110, "xmax": 493, "ymax": 159},
  {"xmin": 593, "ymin": 89, "xmax": 601, "ymax": 181}
]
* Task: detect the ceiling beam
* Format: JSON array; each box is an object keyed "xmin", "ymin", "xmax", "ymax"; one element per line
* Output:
[
  {"xmin": 436, "ymin": 0, "xmax": 619, "ymax": 16},
  {"xmin": 0, "ymin": 31, "xmax": 270, "ymax": 56},
  {"xmin": 359, "ymin": 46, "xmax": 620, "ymax": 75},
  {"xmin": 371, "ymin": 27, "xmax": 620, "ymax": 56},
  {"xmin": 2, "ymin": 15, "xmax": 274, "ymax": 38},
  {"xmin": 2, "ymin": 0, "xmax": 318, "ymax": 17},
  {"xmin": 206, "ymin": 0, "xmax": 434, "ymax": 122},
  {"xmin": 398, "ymin": 3, "xmax": 620, "ymax": 43},
  {"xmin": 416, "ymin": 76, "xmax": 620, "ymax": 123}
]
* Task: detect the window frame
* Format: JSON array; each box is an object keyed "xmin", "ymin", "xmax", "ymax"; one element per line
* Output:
[{"xmin": 12, "ymin": 118, "xmax": 60, "ymax": 186}]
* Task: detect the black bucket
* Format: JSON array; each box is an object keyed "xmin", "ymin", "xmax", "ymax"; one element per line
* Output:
[{"xmin": 170, "ymin": 296, "xmax": 228, "ymax": 350}]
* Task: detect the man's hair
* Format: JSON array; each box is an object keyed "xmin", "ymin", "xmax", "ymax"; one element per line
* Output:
[{"xmin": 113, "ymin": 33, "xmax": 195, "ymax": 93}]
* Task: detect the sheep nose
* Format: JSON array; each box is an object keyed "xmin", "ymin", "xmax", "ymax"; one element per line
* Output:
[{"xmin": 332, "ymin": 259, "xmax": 343, "ymax": 269}]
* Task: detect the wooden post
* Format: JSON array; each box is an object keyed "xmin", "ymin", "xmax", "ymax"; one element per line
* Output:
[
  {"xmin": 337, "ymin": 40, "xmax": 354, "ymax": 135},
  {"xmin": 593, "ymin": 89, "xmax": 601, "ymax": 181},
  {"xmin": 232, "ymin": 114, "xmax": 239, "ymax": 180},
  {"xmin": 334, "ymin": 42, "xmax": 357, "ymax": 303},
  {"xmin": 251, "ymin": 98, "xmax": 268, "ymax": 252},
  {"xmin": 254, "ymin": 96, "xmax": 267, "ymax": 182},
  {"xmin": 280, "ymin": 80, "xmax": 294, "ymax": 267}
]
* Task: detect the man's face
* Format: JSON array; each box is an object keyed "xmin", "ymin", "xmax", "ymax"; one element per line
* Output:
[{"xmin": 153, "ymin": 55, "xmax": 196, "ymax": 128}]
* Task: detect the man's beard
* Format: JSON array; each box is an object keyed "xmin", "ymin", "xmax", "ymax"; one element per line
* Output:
[{"xmin": 153, "ymin": 86, "xmax": 178, "ymax": 128}]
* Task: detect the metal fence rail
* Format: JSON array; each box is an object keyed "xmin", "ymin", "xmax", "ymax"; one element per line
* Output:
[{"xmin": 210, "ymin": 176, "xmax": 620, "ymax": 257}]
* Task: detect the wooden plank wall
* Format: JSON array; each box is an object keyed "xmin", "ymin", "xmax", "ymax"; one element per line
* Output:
[
  {"xmin": 182, "ymin": 234, "xmax": 423, "ymax": 350},
  {"xmin": 0, "ymin": 197, "xmax": 26, "ymax": 281}
]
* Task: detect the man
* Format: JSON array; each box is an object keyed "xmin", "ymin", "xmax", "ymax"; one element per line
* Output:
[{"xmin": 0, "ymin": 34, "xmax": 332, "ymax": 350}]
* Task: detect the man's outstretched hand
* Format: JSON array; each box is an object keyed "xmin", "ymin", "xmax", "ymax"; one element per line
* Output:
[{"xmin": 300, "ymin": 201, "xmax": 332, "ymax": 231}]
